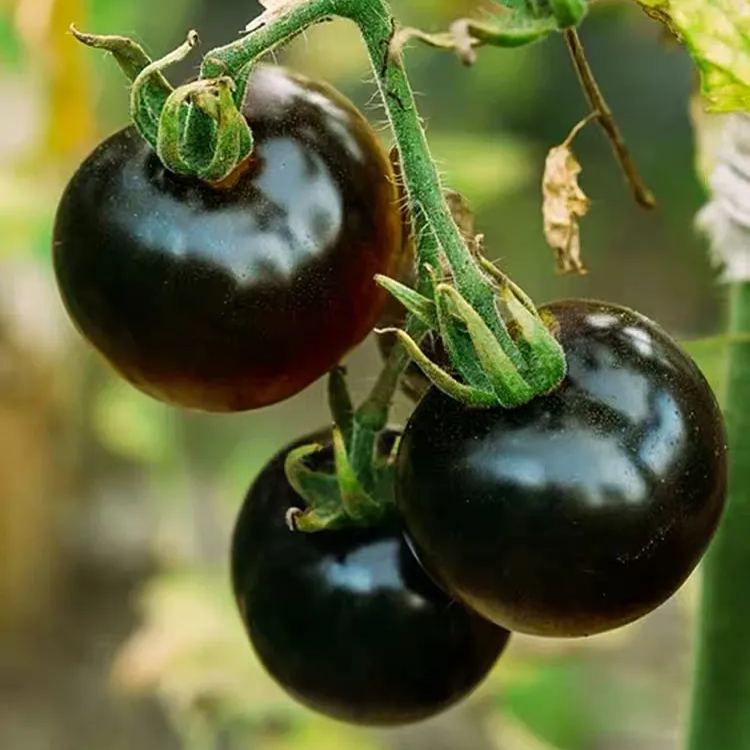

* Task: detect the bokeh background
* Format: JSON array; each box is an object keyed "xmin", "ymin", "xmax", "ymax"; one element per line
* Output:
[{"xmin": 0, "ymin": 1, "xmax": 727, "ymax": 748}]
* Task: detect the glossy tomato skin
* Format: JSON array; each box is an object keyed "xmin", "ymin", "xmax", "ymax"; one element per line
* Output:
[
  {"xmin": 396, "ymin": 300, "xmax": 727, "ymax": 637},
  {"xmin": 231, "ymin": 432, "xmax": 509, "ymax": 725},
  {"xmin": 53, "ymin": 66, "xmax": 401, "ymax": 411}
]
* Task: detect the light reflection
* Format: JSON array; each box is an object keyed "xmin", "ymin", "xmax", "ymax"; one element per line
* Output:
[
  {"xmin": 623, "ymin": 325, "xmax": 654, "ymax": 358},
  {"xmin": 468, "ymin": 425, "xmax": 648, "ymax": 507},
  {"xmin": 115, "ymin": 138, "xmax": 343, "ymax": 283},
  {"xmin": 319, "ymin": 539, "xmax": 404, "ymax": 594},
  {"xmin": 586, "ymin": 313, "xmax": 619, "ymax": 329},
  {"xmin": 568, "ymin": 356, "xmax": 651, "ymax": 423},
  {"xmin": 638, "ymin": 391, "xmax": 686, "ymax": 475}
]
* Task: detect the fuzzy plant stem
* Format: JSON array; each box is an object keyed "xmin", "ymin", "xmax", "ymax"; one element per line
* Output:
[
  {"xmin": 203, "ymin": 0, "xmax": 524, "ymax": 415},
  {"xmin": 202, "ymin": 0, "xmax": 523, "ymax": 487},
  {"xmin": 688, "ymin": 114, "xmax": 750, "ymax": 750}
]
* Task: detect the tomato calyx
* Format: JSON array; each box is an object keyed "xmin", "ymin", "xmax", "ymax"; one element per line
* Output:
[
  {"xmin": 284, "ymin": 430, "xmax": 398, "ymax": 532},
  {"xmin": 283, "ymin": 387, "xmax": 400, "ymax": 533},
  {"xmin": 376, "ymin": 245, "xmax": 567, "ymax": 410},
  {"xmin": 71, "ymin": 26, "xmax": 254, "ymax": 183}
]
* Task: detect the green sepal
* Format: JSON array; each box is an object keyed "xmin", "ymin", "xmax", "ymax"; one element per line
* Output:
[
  {"xmin": 70, "ymin": 26, "xmax": 171, "ymax": 149},
  {"xmin": 155, "ymin": 83, "xmax": 196, "ymax": 175},
  {"xmin": 332, "ymin": 428, "xmax": 385, "ymax": 523},
  {"xmin": 477, "ymin": 255, "xmax": 536, "ymax": 313},
  {"xmin": 283, "ymin": 443, "xmax": 349, "ymax": 532},
  {"xmin": 70, "ymin": 25, "xmax": 162, "ymax": 85},
  {"xmin": 375, "ymin": 274, "xmax": 438, "ymax": 329},
  {"xmin": 154, "ymin": 77, "xmax": 253, "ymax": 182},
  {"xmin": 428, "ymin": 265, "xmax": 494, "ymax": 392},
  {"xmin": 437, "ymin": 284, "xmax": 535, "ymax": 407},
  {"xmin": 130, "ymin": 30, "xmax": 199, "ymax": 150},
  {"xmin": 328, "ymin": 367, "xmax": 354, "ymax": 448},
  {"xmin": 476, "ymin": 255, "xmax": 567, "ymax": 393},
  {"xmin": 72, "ymin": 26, "xmax": 254, "ymax": 182},
  {"xmin": 190, "ymin": 77, "xmax": 253, "ymax": 182},
  {"xmin": 232, "ymin": 62, "xmax": 255, "ymax": 109},
  {"xmin": 377, "ymin": 327, "xmax": 497, "ymax": 407},
  {"xmin": 282, "ymin": 428, "xmax": 395, "ymax": 534},
  {"xmin": 499, "ymin": 284, "xmax": 567, "ymax": 393}
]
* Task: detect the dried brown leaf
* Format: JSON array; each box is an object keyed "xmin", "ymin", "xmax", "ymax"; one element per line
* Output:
[
  {"xmin": 445, "ymin": 189, "xmax": 477, "ymax": 246},
  {"xmin": 542, "ymin": 118, "xmax": 593, "ymax": 275}
]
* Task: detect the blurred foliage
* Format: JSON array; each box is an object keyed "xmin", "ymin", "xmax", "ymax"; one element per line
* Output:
[
  {"xmin": 0, "ymin": 0, "xmax": 733, "ymax": 749},
  {"xmin": 637, "ymin": 0, "xmax": 750, "ymax": 112}
]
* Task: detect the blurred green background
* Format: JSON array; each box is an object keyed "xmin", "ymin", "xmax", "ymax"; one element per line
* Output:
[{"xmin": 0, "ymin": 1, "xmax": 725, "ymax": 748}]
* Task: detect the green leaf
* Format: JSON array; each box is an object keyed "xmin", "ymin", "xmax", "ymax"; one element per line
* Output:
[
  {"xmin": 638, "ymin": 0, "xmax": 750, "ymax": 112},
  {"xmin": 92, "ymin": 379, "xmax": 175, "ymax": 465},
  {"xmin": 501, "ymin": 659, "xmax": 654, "ymax": 750},
  {"xmin": 682, "ymin": 335, "xmax": 730, "ymax": 403}
]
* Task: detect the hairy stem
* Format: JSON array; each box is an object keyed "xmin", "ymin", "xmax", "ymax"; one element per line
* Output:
[
  {"xmin": 563, "ymin": 28, "xmax": 655, "ymax": 209},
  {"xmin": 202, "ymin": 0, "xmax": 530, "ymax": 468}
]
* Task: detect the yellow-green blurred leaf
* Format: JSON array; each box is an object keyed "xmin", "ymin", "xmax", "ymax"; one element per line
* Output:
[
  {"xmin": 92, "ymin": 378, "xmax": 175, "ymax": 465},
  {"xmin": 498, "ymin": 659, "xmax": 656, "ymax": 750},
  {"xmin": 682, "ymin": 335, "xmax": 729, "ymax": 403},
  {"xmin": 430, "ymin": 131, "xmax": 535, "ymax": 209},
  {"xmin": 638, "ymin": 0, "xmax": 750, "ymax": 112},
  {"xmin": 0, "ymin": 12, "xmax": 23, "ymax": 70}
]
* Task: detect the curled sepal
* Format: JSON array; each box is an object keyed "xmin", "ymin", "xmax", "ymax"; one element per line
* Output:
[
  {"xmin": 475, "ymin": 256, "xmax": 568, "ymax": 393},
  {"xmin": 129, "ymin": 30, "xmax": 200, "ymax": 148},
  {"xmin": 427, "ymin": 265, "xmax": 493, "ymax": 392},
  {"xmin": 476, "ymin": 255, "xmax": 536, "ymax": 314},
  {"xmin": 284, "ymin": 443, "xmax": 348, "ymax": 532},
  {"xmin": 282, "ymin": 431, "xmax": 391, "ymax": 534},
  {"xmin": 190, "ymin": 77, "xmax": 254, "ymax": 182},
  {"xmin": 500, "ymin": 285, "xmax": 567, "ymax": 392},
  {"xmin": 374, "ymin": 274, "xmax": 438, "ymax": 329},
  {"xmin": 437, "ymin": 284, "xmax": 535, "ymax": 407},
  {"xmin": 376, "ymin": 327, "xmax": 497, "ymax": 408},
  {"xmin": 70, "ymin": 25, "xmax": 159, "ymax": 83},
  {"xmin": 156, "ymin": 77, "xmax": 253, "ymax": 183}
]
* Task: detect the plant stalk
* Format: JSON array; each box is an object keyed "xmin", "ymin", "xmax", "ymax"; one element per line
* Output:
[
  {"xmin": 688, "ymin": 281, "xmax": 750, "ymax": 749},
  {"xmin": 563, "ymin": 28, "xmax": 655, "ymax": 209},
  {"xmin": 203, "ymin": 0, "xmax": 530, "ymax": 478}
]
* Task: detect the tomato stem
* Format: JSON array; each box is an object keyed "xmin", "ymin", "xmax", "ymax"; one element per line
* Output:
[
  {"xmin": 73, "ymin": 0, "xmax": 568, "ymax": 525},
  {"xmin": 688, "ymin": 281, "xmax": 750, "ymax": 748},
  {"xmin": 201, "ymin": 0, "xmax": 568, "ymax": 521},
  {"xmin": 562, "ymin": 29, "xmax": 655, "ymax": 210}
]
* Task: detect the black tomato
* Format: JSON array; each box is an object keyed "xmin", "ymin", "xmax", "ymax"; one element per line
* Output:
[
  {"xmin": 53, "ymin": 66, "xmax": 401, "ymax": 411},
  {"xmin": 231, "ymin": 431, "xmax": 509, "ymax": 725},
  {"xmin": 396, "ymin": 300, "xmax": 727, "ymax": 637}
]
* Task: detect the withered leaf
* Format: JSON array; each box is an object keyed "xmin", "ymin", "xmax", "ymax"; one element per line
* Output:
[{"xmin": 542, "ymin": 118, "xmax": 593, "ymax": 275}]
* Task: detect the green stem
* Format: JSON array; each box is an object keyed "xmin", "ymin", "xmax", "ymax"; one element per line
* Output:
[
  {"xmin": 688, "ymin": 281, "xmax": 750, "ymax": 749},
  {"xmin": 202, "ymin": 0, "xmax": 522, "ymax": 370},
  {"xmin": 350, "ymin": 4, "xmax": 522, "ymax": 368},
  {"xmin": 201, "ymin": 0, "xmax": 530, "ymax": 479},
  {"xmin": 562, "ymin": 29, "xmax": 655, "ymax": 210}
]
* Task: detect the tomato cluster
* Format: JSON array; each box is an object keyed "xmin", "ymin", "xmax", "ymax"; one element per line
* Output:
[{"xmin": 54, "ymin": 64, "xmax": 727, "ymax": 726}]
